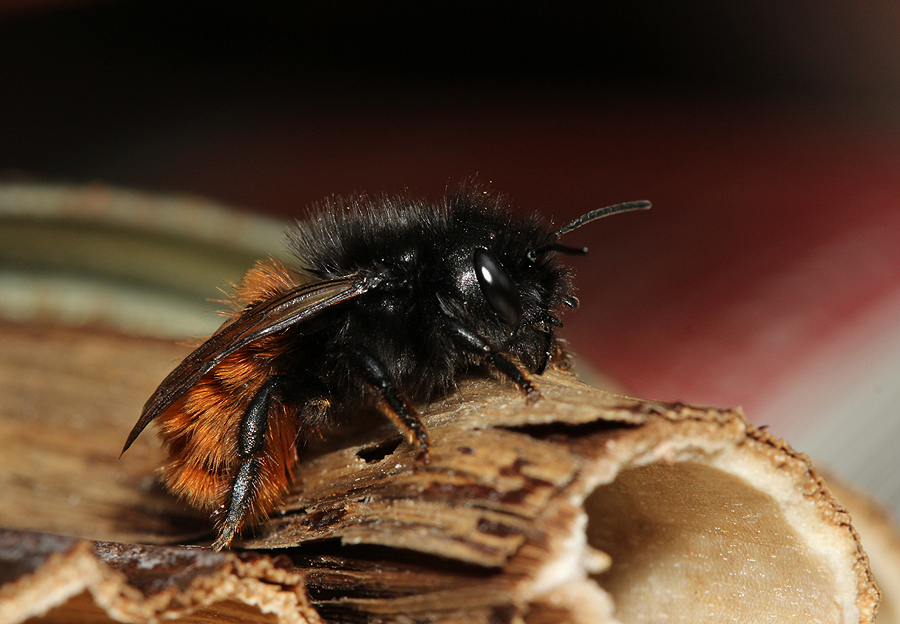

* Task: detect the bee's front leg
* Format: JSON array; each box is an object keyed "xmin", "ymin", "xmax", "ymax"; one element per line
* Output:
[{"xmin": 438, "ymin": 315, "xmax": 541, "ymax": 402}]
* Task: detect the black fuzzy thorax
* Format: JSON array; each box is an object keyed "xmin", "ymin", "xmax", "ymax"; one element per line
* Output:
[{"xmin": 280, "ymin": 189, "xmax": 573, "ymax": 407}]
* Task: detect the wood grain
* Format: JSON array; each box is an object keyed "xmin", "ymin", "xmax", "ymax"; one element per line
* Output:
[{"xmin": 0, "ymin": 322, "xmax": 882, "ymax": 623}]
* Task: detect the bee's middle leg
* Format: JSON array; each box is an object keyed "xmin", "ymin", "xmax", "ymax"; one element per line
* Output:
[{"xmin": 341, "ymin": 345, "xmax": 431, "ymax": 457}]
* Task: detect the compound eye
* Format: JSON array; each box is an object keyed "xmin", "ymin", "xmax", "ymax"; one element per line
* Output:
[{"xmin": 474, "ymin": 249, "xmax": 522, "ymax": 326}]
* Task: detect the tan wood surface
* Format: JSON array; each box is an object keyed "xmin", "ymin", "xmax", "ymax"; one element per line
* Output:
[{"xmin": 0, "ymin": 322, "xmax": 882, "ymax": 623}]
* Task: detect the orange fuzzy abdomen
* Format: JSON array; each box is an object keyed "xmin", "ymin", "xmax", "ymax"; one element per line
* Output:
[{"xmin": 154, "ymin": 259, "xmax": 307, "ymax": 529}]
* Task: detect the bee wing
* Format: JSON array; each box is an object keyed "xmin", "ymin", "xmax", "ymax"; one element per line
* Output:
[{"xmin": 122, "ymin": 274, "xmax": 378, "ymax": 454}]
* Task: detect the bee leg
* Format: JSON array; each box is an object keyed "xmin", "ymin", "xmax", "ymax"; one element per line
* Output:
[
  {"xmin": 440, "ymin": 316, "xmax": 541, "ymax": 402},
  {"xmin": 342, "ymin": 345, "xmax": 431, "ymax": 457},
  {"xmin": 212, "ymin": 375, "xmax": 282, "ymax": 551}
]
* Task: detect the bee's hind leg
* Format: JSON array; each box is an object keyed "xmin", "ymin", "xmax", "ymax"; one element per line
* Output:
[{"xmin": 212, "ymin": 375, "xmax": 284, "ymax": 551}]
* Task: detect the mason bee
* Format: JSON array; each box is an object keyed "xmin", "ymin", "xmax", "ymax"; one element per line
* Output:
[{"xmin": 122, "ymin": 186, "xmax": 649, "ymax": 550}]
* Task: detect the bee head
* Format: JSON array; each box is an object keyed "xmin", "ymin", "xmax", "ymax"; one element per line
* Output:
[{"xmin": 455, "ymin": 197, "xmax": 650, "ymax": 373}]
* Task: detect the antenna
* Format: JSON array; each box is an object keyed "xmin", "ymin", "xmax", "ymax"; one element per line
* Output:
[{"xmin": 554, "ymin": 200, "xmax": 651, "ymax": 239}]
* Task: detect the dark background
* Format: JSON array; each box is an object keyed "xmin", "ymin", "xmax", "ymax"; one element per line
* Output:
[{"xmin": 3, "ymin": 0, "xmax": 899, "ymax": 208}]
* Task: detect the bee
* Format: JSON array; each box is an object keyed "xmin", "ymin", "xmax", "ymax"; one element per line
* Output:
[{"xmin": 121, "ymin": 186, "xmax": 649, "ymax": 550}]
